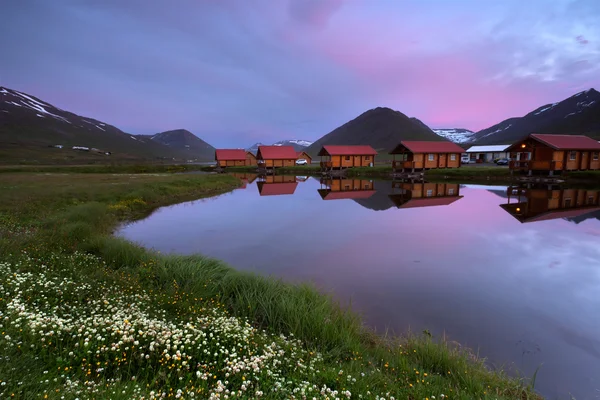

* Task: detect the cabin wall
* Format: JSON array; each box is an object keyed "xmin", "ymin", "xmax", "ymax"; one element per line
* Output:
[
  {"xmin": 263, "ymin": 159, "xmax": 295, "ymax": 168},
  {"xmin": 565, "ymin": 151, "xmax": 580, "ymax": 170},
  {"xmin": 590, "ymin": 151, "xmax": 600, "ymax": 169},
  {"xmin": 552, "ymin": 151, "xmax": 565, "ymax": 170},
  {"xmin": 245, "ymin": 154, "xmax": 257, "ymax": 166},
  {"xmin": 330, "ymin": 155, "xmax": 374, "ymax": 168},
  {"xmin": 447, "ymin": 154, "xmax": 460, "ymax": 168},
  {"xmin": 218, "ymin": 160, "xmax": 245, "ymax": 167}
]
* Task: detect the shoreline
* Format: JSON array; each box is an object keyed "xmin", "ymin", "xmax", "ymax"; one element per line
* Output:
[{"xmin": 0, "ymin": 171, "xmax": 546, "ymax": 398}]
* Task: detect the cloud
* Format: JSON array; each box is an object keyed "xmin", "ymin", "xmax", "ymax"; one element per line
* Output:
[
  {"xmin": 575, "ymin": 35, "xmax": 589, "ymax": 45},
  {"xmin": 287, "ymin": 0, "xmax": 345, "ymax": 28},
  {"xmin": 0, "ymin": 0, "xmax": 598, "ymax": 145}
]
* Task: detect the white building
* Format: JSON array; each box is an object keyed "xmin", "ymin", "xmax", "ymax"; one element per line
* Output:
[{"xmin": 465, "ymin": 145, "xmax": 511, "ymax": 162}]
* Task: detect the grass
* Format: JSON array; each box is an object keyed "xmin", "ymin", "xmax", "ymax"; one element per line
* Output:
[
  {"xmin": 0, "ymin": 163, "xmax": 214, "ymax": 174},
  {"xmin": 0, "ymin": 172, "xmax": 543, "ymax": 399}
]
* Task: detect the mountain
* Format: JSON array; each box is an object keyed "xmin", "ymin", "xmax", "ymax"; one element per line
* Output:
[
  {"xmin": 139, "ymin": 129, "xmax": 215, "ymax": 160},
  {"xmin": 0, "ymin": 86, "xmax": 214, "ymax": 163},
  {"xmin": 433, "ymin": 128, "xmax": 475, "ymax": 144},
  {"xmin": 246, "ymin": 139, "xmax": 312, "ymax": 153},
  {"xmin": 566, "ymin": 210, "xmax": 600, "ymax": 224},
  {"xmin": 471, "ymin": 88, "xmax": 600, "ymax": 145},
  {"xmin": 305, "ymin": 107, "xmax": 445, "ymax": 156}
]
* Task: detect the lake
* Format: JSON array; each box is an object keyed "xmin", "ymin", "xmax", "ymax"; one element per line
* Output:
[{"xmin": 117, "ymin": 175, "xmax": 600, "ymax": 400}]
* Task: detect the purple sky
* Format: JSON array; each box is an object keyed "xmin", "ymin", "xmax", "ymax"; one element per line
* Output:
[{"xmin": 1, "ymin": 0, "xmax": 599, "ymax": 147}]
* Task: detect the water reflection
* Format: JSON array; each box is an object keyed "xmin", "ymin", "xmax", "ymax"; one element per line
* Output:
[
  {"xmin": 318, "ymin": 178, "xmax": 376, "ymax": 200},
  {"xmin": 389, "ymin": 181, "xmax": 463, "ymax": 209},
  {"xmin": 256, "ymin": 175, "xmax": 299, "ymax": 196},
  {"xmin": 500, "ymin": 184, "xmax": 600, "ymax": 223}
]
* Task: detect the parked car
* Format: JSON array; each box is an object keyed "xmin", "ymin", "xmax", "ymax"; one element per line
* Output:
[
  {"xmin": 296, "ymin": 158, "xmax": 308, "ymax": 165},
  {"xmin": 460, "ymin": 155, "xmax": 471, "ymax": 164},
  {"xmin": 496, "ymin": 158, "xmax": 510, "ymax": 165}
]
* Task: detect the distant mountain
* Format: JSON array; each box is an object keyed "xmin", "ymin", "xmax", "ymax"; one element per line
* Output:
[
  {"xmin": 305, "ymin": 107, "xmax": 445, "ymax": 156},
  {"xmin": 433, "ymin": 128, "xmax": 475, "ymax": 144},
  {"xmin": 471, "ymin": 88, "xmax": 600, "ymax": 145},
  {"xmin": 143, "ymin": 129, "xmax": 215, "ymax": 160},
  {"xmin": 0, "ymin": 86, "xmax": 214, "ymax": 163},
  {"xmin": 246, "ymin": 139, "xmax": 312, "ymax": 153}
]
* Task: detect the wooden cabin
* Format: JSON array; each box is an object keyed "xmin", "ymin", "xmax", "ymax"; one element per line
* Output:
[
  {"xmin": 318, "ymin": 145, "xmax": 377, "ymax": 170},
  {"xmin": 389, "ymin": 141, "xmax": 464, "ymax": 171},
  {"xmin": 388, "ymin": 181, "xmax": 463, "ymax": 208},
  {"xmin": 500, "ymin": 185, "xmax": 600, "ymax": 223},
  {"xmin": 215, "ymin": 149, "xmax": 247, "ymax": 167},
  {"xmin": 506, "ymin": 134, "xmax": 600, "ymax": 175},
  {"xmin": 296, "ymin": 151, "xmax": 312, "ymax": 164},
  {"xmin": 256, "ymin": 175, "xmax": 298, "ymax": 196},
  {"xmin": 318, "ymin": 178, "xmax": 376, "ymax": 200},
  {"xmin": 245, "ymin": 151, "xmax": 257, "ymax": 166},
  {"xmin": 256, "ymin": 145, "xmax": 297, "ymax": 168}
]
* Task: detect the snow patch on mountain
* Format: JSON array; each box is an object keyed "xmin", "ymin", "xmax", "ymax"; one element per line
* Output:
[{"xmin": 432, "ymin": 128, "xmax": 475, "ymax": 144}]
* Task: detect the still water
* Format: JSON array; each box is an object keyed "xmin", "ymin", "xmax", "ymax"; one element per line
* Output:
[{"xmin": 117, "ymin": 175, "xmax": 600, "ymax": 400}]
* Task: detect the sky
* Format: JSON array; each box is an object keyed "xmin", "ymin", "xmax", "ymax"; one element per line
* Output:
[{"xmin": 1, "ymin": 0, "xmax": 599, "ymax": 147}]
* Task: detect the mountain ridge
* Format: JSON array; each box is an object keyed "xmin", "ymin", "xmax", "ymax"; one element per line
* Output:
[
  {"xmin": 0, "ymin": 86, "xmax": 215, "ymax": 163},
  {"xmin": 305, "ymin": 107, "xmax": 446, "ymax": 156},
  {"xmin": 470, "ymin": 88, "xmax": 600, "ymax": 145}
]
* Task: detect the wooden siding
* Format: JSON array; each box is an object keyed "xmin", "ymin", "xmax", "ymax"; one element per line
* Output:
[
  {"xmin": 393, "ymin": 153, "xmax": 460, "ymax": 170},
  {"xmin": 217, "ymin": 159, "xmax": 245, "ymax": 167},
  {"xmin": 261, "ymin": 159, "xmax": 296, "ymax": 168},
  {"xmin": 245, "ymin": 153, "xmax": 257, "ymax": 166},
  {"xmin": 321, "ymin": 154, "xmax": 375, "ymax": 169},
  {"xmin": 510, "ymin": 138, "xmax": 600, "ymax": 171}
]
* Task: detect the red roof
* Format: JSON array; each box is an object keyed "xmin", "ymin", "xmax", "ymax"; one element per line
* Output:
[
  {"xmin": 318, "ymin": 145, "xmax": 377, "ymax": 156},
  {"xmin": 391, "ymin": 196, "xmax": 463, "ymax": 208},
  {"xmin": 257, "ymin": 182, "xmax": 298, "ymax": 196},
  {"xmin": 319, "ymin": 190, "xmax": 376, "ymax": 200},
  {"xmin": 528, "ymin": 134, "xmax": 600, "ymax": 150},
  {"xmin": 390, "ymin": 141, "xmax": 465, "ymax": 154},
  {"xmin": 215, "ymin": 149, "xmax": 246, "ymax": 161},
  {"xmin": 257, "ymin": 146, "xmax": 298, "ymax": 160}
]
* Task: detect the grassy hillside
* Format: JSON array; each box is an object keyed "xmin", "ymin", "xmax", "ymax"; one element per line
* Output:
[{"xmin": 0, "ymin": 86, "xmax": 215, "ymax": 164}]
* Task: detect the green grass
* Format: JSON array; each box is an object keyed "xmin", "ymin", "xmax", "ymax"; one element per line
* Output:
[
  {"xmin": 0, "ymin": 163, "xmax": 215, "ymax": 174},
  {"xmin": 0, "ymin": 172, "xmax": 542, "ymax": 399}
]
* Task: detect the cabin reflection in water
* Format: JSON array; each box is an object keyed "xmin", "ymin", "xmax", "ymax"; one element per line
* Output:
[
  {"xmin": 500, "ymin": 185, "xmax": 600, "ymax": 223},
  {"xmin": 318, "ymin": 178, "xmax": 376, "ymax": 200},
  {"xmin": 256, "ymin": 175, "xmax": 299, "ymax": 196},
  {"xmin": 229, "ymin": 172, "xmax": 259, "ymax": 189},
  {"xmin": 388, "ymin": 181, "xmax": 463, "ymax": 208}
]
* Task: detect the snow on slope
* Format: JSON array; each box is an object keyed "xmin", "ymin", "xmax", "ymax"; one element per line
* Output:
[{"xmin": 432, "ymin": 128, "xmax": 475, "ymax": 144}]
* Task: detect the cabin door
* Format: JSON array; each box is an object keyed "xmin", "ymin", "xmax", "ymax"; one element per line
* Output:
[
  {"xmin": 439, "ymin": 154, "xmax": 446, "ymax": 168},
  {"xmin": 353, "ymin": 155, "xmax": 361, "ymax": 167},
  {"xmin": 580, "ymin": 152, "xmax": 589, "ymax": 170}
]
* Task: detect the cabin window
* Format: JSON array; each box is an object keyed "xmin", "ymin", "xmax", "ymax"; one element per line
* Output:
[
  {"xmin": 428, "ymin": 154, "xmax": 434, "ymax": 161},
  {"xmin": 450, "ymin": 154, "xmax": 456, "ymax": 161},
  {"xmin": 569, "ymin": 151, "xmax": 577, "ymax": 161},
  {"xmin": 345, "ymin": 156, "xmax": 351, "ymax": 161},
  {"xmin": 364, "ymin": 184, "xmax": 370, "ymax": 189},
  {"xmin": 448, "ymin": 188, "xmax": 455, "ymax": 195},
  {"xmin": 564, "ymin": 198, "xmax": 572, "ymax": 207},
  {"xmin": 588, "ymin": 196, "xmax": 595, "ymax": 205},
  {"xmin": 594, "ymin": 152, "xmax": 599, "ymax": 161},
  {"xmin": 426, "ymin": 189, "xmax": 433, "ymax": 197},
  {"xmin": 344, "ymin": 184, "xmax": 350, "ymax": 190}
]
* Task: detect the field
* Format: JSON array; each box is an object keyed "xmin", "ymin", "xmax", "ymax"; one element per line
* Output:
[{"xmin": 0, "ymin": 171, "xmax": 542, "ymax": 399}]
